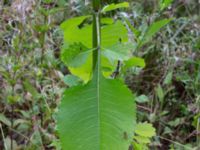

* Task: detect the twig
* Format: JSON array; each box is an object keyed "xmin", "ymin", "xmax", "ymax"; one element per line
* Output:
[
  {"xmin": 111, "ymin": 60, "xmax": 121, "ymax": 78},
  {"xmin": 157, "ymin": 135, "xmax": 193, "ymax": 150},
  {"xmin": 137, "ymin": 105, "xmax": 151, "ymax": 112}
]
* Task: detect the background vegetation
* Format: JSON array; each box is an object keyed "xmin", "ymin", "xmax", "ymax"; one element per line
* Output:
[{"xmin": 0, "ymin": 0, "xmax": 199, "ymax": 149}]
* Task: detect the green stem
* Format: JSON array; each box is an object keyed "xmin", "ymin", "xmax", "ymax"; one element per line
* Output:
[
  {"xmin": 92, "ymin": 0, "xmax": 101, "ymax": 71},
  {"xmin": 93, "ymin": 0, "xmax": 101, "ymax": 12}
]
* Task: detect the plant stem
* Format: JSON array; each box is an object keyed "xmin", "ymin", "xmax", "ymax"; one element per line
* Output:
[
  {"xmin": 93, "ymin": 0, "xmax": 101, "ymax": 12},
  {"xmin": 92, "ymin": 0, "xmax": 101, "ymax": 71}
]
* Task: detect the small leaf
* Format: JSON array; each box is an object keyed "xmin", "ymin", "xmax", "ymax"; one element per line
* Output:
[
  {"xmin": 13, "ymin": 119, "xmax": 30, "ymax": 127},
  {"xmin": 63, "ymin": 75, "xmax": 83, "ymax": 87},
  {"xmin": 30, "ymin": 129, "xmax": 43, "ymax": 148},
  {"xmin": 134, "ymin": 136, "xmax": 151, "ymax": 144},
  {"xmin": 23, "ymin": 80, "xmax": 40, "ymax": 100},
  {"xmin": 139, "ymin": 19, "xmax": 172, "ymax": 47},
  {"xmin": 135, "ymin": 122, "xmax": 156, "ymax": 138},
  {"xmin": 124, "ymin": 17, "xmax": 140, "ymax": 38},
  {"xmin": 164, "ymin": 71, "xmax": 173, "ymax": 85},
  {"xmin": 0, "ymin": 114, "xmax": 11, "ymax": 126},
  {"xmin": 136, "ymin": 95, "xmax": 149, "ymax": 103},
  {"xmin": 7, "ymin": 95, "xmax": 21, "ymax": 104},
  {"xmin": 4, "ymin": 137, "xmax": 18, "ymax": 150},
  {"xmin": 168, "ymin": 118, "xmax": 183, "ymax": 127},
  {"xmin": 163, "ymin": 126, "xmax": 173, "ymax": 134},
  {"xmin": 102, "ymin": 2, "xmax": 129, "ymax": 13},
  {"xmin": 155, "ymin": 84, "xmax": 164, "ymax": 103}
]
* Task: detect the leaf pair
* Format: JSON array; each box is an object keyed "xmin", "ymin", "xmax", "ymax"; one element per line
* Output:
[{"xmin": 60, "ymin": 16, "xmax": 130, "ymax": 81}]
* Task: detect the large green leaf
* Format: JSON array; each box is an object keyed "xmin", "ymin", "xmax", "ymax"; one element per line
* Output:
[{"xmin": 57, "ymin": 70, "xmax": 135, "ymax": 149}]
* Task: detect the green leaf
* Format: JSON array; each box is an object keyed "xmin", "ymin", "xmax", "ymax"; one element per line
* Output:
[
  {"xmin": 68, "ymin": 59, "xmax": 92, "ymax": 82},
  {"xmin": 123, "ymin": 17, "xmax": 140, "ymax": 39},
  {"xmin": 136, "ymin": 95, "xmax": 149, "ymax": 103},
  {"xmin": 30, "ymin": 129, "xmax": 43, "ymax": 148},
  {"xmin": 7, "ymin": 95, "xmax": 21, "ymax": 104},
  {"xmin": 61, "ymin": 15, "xmax": 92, "ymax": 47},
  {"xmin": 57, "ymin": 0, "xmax": 67, "ymax": 6},
  {"xmin": 102, "ymin": 2, "xmax": 129, "ymax": 13},
  {"xmin": 4, "ymin": 137, "xmax": 18, "ymax": 150},
  {"xmin": 63, "ymin": 75, "xmax": 83, "ymax": 87},
  {"xmin": 61, "ymin": 43, "xmax": 91, "ymax": 68},
  {"xmin": 101, "ymin": 18, "xmax": 114, "ymax": 24},
  {"xmin": 164, "ymin": 71, "xmax": 173, "ymax": 85},
  {"xmin": 168, "ymin": 118, "xmax": 183, "ymax": 127},
  {"xmin": 61, "ymin": 17, "xmax": 129, "ymax": 81},
  {"xmin": 124, "ymin": 57, "xmax": 146, "ymax": 69},
  {"xmin": 134, "ymin": 136, "xmax": 151, "ymax": 144},
  {"xmin": 102, "ymin": 43, "xmax": 133, "ymax": 62},
  {"xmin": 135, "ymin": 122, "xmax": 156, "ymax": 138},
  {"xmin": 132, "ymin": 142, "xmax": 147, "ymax": 150},
  {"xmin": 139, "ymin": 19, "xmax": 172, "ymax": 47},
  {"xmin": 23, "ymin": 80, "xmax": 40, "ymax": 100},
  {"xmin": 0, "ymin": 114, "xmax": 11, "ymax": 126},
  {"xmin": 57, "ymin": 72, "xmax": 135, "ymax": 149},
  {"xmin": 101, "ymin": 20, "xmax": 128, "ymax": 47},
  {"xmin": 155, "ymin": 84, "xmax": 164, "ymax": 103},
  {"xmin": 61, "ymin": 17, "xmax": 128, "ymax": 48}
]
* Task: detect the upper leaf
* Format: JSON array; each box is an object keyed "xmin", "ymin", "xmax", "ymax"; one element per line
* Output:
[
  {"xmin": 60, "ymin": 17, "xmax": 128, "ymax": 48},
  {"xmin": 60, "ymin": 15, "xmax": 92, "ymax": 48}
]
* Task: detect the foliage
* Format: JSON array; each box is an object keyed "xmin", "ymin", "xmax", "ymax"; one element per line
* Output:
[
  {"xmin": 133, "ymin": 122, "xmax": 156, "ymax": 150},
  {"xmin": 0, "ymin": 0, "xmax": 199, "ymax": 149},
  {"xmin": 60, "ymin": 15, "xmax": 131, "ymax": 81}
]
